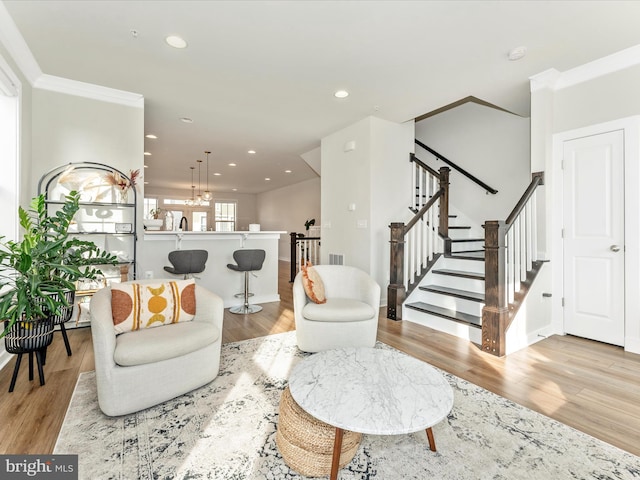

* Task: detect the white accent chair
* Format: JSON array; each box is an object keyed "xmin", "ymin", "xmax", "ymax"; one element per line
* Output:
[
  {"xmin": 90, "ymin": 280, "xmax": 223, "ymax": 416},
  {"xmin": 293, "ymin": 265, "xmax": 381, "ymax": 352}
]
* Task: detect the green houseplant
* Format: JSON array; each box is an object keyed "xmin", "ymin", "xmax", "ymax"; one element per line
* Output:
[{"xmin": 0, "ymin": 191, "xmax": 117, "ymax": 339}]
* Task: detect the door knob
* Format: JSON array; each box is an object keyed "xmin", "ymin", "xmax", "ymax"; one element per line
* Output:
[{"xmin": 610, "ymin": 245, "xmax": 621, "ymax": 252}]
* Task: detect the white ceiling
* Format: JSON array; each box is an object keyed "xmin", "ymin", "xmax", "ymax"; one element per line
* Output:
[{"xmin": 4, "ymin": 1, "xmax": 640, "ymax": 194}]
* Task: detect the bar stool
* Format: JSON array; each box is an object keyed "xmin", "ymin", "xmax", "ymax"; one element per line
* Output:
[
  {"xmin": 227, "ymin": 249, "xmax": 265, "ymax": 314},
  {"xmin": 163, "ymin": 250, "xmax": 208, "ymax": 279}
]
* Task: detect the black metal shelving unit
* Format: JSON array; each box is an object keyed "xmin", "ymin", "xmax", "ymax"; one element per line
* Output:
[{"xmin": 37, "ymin": 162, "xmax": 138, "ymax": 285}]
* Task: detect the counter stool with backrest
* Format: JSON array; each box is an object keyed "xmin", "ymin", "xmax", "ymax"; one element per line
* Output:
[
  {"xmin": 163, "ymin": 250, "xmax": 208, "ymax": 279},
  {"xmin": 227, "ymin": 249, "xmax": 265, "ymax": 314}
]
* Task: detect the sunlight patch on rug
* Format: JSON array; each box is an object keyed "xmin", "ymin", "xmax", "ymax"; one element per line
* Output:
[{"xmin": 55, "ymin": 331, "xmax": 640, "ymax": 479}]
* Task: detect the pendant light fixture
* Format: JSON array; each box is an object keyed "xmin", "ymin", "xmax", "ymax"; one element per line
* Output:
[
  {"xmin": 196, "ymin": 159, "xmax": 203, "ymax": 205},
  {"xmin": 185, "ymin": 166, "xmax": 195, "ymax": 206},
  {"xmin": 203, "ymin": 150, "xmax": 212, "ymax": 201}
]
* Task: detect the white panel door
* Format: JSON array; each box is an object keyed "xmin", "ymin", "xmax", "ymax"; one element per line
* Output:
[{"xmin": 563, "ymin": 130, "xmax": 624, "ymax": 346}]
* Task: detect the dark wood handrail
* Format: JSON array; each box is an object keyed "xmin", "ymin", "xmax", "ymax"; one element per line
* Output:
[
  {"xmin": 505, "ymin": 171, "xmax": 544, "ymax": 228},
  {"xmin": 415, "ymin": 139, "xmax": 498, "ymax": 194},
  {"xmin": 404, "ymin": 188, "xmax": 443, "ymax": 233},
  {"xmin": 410, "ymin": 153, "xmax": 439, "ymax": 178}
]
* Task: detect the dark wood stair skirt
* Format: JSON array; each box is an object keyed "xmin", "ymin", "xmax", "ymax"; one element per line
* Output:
[
  {"xmin": 405, "ymin": 302, "xmax": 482, "ymax": 328},
  {"xmin": 419, "ymin": 285, "xmax": 485, "ymax": 302}
]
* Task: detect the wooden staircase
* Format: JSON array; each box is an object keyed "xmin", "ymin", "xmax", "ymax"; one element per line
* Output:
[
  {"xmin": 387, "ymin": 145, "xmax": 545, "ymax": 356},
  {"xmin": 404, "ymin": 216, "xmax": 485, "ymax": 343}
]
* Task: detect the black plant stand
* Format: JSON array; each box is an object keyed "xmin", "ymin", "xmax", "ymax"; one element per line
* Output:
[
  {"xmin": 48, "ymin": 290, "xmax": 76, "ymax": 357},
  {"xmin": 4, "ymin": 318, "xmax": 55, "ymax": 393}
]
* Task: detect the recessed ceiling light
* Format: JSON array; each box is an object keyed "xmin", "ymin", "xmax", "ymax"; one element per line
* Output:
[
  {"xmin": 144, "ymin": 164, "xmax": 148, "ymax": 169},
  {"xmin": 228, "ymin": 163, "xmax": 237, "ymax": 167},
  {"xmin": 508, "ymin": 46, "xmax": 527, "ymax": 61},
  {"xmin": 248, "ymin": 150, "xmax": 256, "ymax": 154},
  {"xmin": 232, "ymin": 188, "xmax": 237, "ymax": 191},
  {"xmin": 144, "ymin": 181, "xmax": 149, "ymax": 185},
  {"xmin": 214, "ymin": 172, "xmax": 221, "ymax": 176},
  {"xmin": 334, "ymin": 90, "xmax": 349, "ymax": 98},
  {"xmin": 179, "ymin": 117, "xmax": 193, "ymax": 124},
  {"xmin": 166, "ymin": 35, "xmax": 187, "ymax": 49},
  {"xmin": 145, "ymin": 134, "xmax": 157, "ymax": 139},
  {"xmin": 265, "ymin": 177, "xmax": 271, "ymax": 181},
  {"xmin": 285, "ymin": 170, "xmax": 292, "ymax": 173},
  {"xmin": 144, "ymin": 152, "xmax": 151, "ymax": 156}
]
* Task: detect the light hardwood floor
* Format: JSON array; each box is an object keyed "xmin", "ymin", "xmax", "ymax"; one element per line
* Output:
[{"xmin": 1, "ymin": 261, "xmax": 639, "ymax": 458}]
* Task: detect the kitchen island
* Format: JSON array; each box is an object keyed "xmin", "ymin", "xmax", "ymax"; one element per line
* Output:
[{"xmin": 139, "ymin": 231, "xmax": 286, "ymax": 308}]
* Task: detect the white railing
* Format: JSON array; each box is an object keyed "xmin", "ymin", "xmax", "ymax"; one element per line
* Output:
[
  {"xmin": 405, "ymin": 161, "xmax": 442, "ymax": 290},
  {"xmin": 290, "ymin": 232, "xmax": 321, "ymax": 281}
]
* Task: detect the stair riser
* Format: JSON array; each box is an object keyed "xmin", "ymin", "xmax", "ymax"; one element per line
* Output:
[
  {"xmin": 403, "ymin": 308, "xmax": 483, "ymax": 344},
  {"xmin": 413, "ymin": 291, "xmax": 484, "ymax": 317},
  {"xmin": 450, "ymin": 241, "xmax": 484, "ymax": 253},
  {"xmin": 438, "ymin": 257, "xmax": 485, "ymax": 275},
  {"xmin": 428, "ymin": 275, "xmax": 484, "ymax": 293},
  {"xmin": 447, "ymin": 230, "xmax": 479, "ymax": 241}
]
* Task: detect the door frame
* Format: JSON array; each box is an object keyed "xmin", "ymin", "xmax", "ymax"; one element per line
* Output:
[{"xmin": 551, "ymin": 115, "xmax": 640, "ymax": 353}]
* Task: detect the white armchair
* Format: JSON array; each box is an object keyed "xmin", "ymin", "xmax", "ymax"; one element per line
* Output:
[
  {"xmin": 293, "ymin": 265, "xmax": 381, "ymax": 352},
  {"xmin": 90, "ymin": 280, "xmax": 223, "ymax": 416}
]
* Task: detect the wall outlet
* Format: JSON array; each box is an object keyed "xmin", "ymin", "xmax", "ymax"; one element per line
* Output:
[{"xmin": 144, "ymin": 270, "xmax": 153, "ymax": 279}]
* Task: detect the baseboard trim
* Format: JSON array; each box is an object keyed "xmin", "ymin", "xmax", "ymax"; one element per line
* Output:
[
  {"xmin": 625, "ymin": 336, "xmax": 640, "ymax": 354},
  {"xmin": 0, "ymin": 347, "xmax": 11, "ymax": 372}
]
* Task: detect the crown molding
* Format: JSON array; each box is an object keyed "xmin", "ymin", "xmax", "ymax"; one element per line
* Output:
[
  {"xmin": 0, "ymin": 1, "xmax": 42, "ymax": 84},
  {"xmin": 531, "ymin": 44, "xmax": 640, "ymax": 93},
  {"xmin": 34, "ymin": 74, "xmax": 143, "ymax": 108},
  {"xmin": 556, "ymin": 44, "xmax": 640, "ymax": 90},
  {"xmin": 0, "ymin": 2, "xmax": 143, "ymax": 107},
  {"xmin": 529, "ymin": 69, "xmax": 561, "ymax": 92}
]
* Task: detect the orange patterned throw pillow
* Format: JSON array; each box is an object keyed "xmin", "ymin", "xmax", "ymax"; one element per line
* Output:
[
  {"xmin": 301, "ymin": 262, "xmax": 326, "ymax": 304},
  {"xmin": 111, "ymin": 280, "xmax": 196, "ymax": 334}
]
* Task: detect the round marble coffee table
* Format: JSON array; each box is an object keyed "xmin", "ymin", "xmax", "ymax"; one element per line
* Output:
[{"xmin": 288, "ymin": 347, "xmax": 454, "ymax": 480}]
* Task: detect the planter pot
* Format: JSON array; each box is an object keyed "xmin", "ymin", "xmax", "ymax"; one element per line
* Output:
[
  {"xmin": 46, "ymin": 289, "xmax": 76, "ymax": 357},
  {"xmin": 4, "ymin": 317, "xmax": 54, "ymax": 354},
  {"xmin": 48, "ymin": 290, "xmax": 76, "ymax": 326},
  {"xmin": 144, "ymin": 219, "xmax": 164, "ymax": 231}
]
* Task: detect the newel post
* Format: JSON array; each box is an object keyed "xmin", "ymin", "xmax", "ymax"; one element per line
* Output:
[
  {"xmin": 438, "ymin": 167, "xmax": 450, "ymax": 253},
  {"xmin": 482, "ymin": 220, "xmax": 509, "ymax": 356},
  {"xmin": 387, "ymin": 222, "xmax": 406, "ymax": 320}
]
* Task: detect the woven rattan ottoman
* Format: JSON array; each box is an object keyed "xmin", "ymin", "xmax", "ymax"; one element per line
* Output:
[{"xmin": 276, "ymin": 386, "xmax": 362, "ymax": 476}]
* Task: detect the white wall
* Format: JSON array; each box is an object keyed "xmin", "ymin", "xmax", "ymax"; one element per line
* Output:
[
  {"xmin": 370, "ymin": 117, "xmax": 414, "ymax": 302},
  {"xmin": 321, "ymin": 117, "xmax": 373, "ymax": 272},
  {"xmin": 415, "ymin": 102, "xmax": 531, "ymax": 225},
  {"xmin": 256, "ymin": 177, "xmax": 320, "ymax": 261},
  {"xmin": 31, "ymin": 89, "xmax": 143, "ymax": 197},
  {"xmin": 531, "ymin": 56, "xmax": 640, "ymax": 354},
  {"xmin": 554, "ymin": 63, "xmax": 640, "ymax": 133},
  {"xmin": 321, "ymin": 116, "xmax": 413, "ymax": 303}
]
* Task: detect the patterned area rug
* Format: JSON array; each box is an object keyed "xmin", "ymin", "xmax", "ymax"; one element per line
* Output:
[{"xmin": 55, "ymin": 332, "xmax": 639, "ymax": 479}]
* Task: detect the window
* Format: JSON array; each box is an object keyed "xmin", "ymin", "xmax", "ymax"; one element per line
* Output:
[
  {"xmin": 215, "ymin": 201, "xmax": 236, "ymax": 231},
  {"xmin": 143, "ymin": 197, "xmax": 158, "ymax": 218},
  {"xmin": 0, "ymin": 55, "xmax": 20, "ymax": 242},
  {"xmin": 192, "ymin": 211, "xmax": 208, "ymax": 232}
]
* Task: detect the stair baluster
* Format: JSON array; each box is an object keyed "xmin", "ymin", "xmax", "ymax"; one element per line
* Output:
[
  {"xmin": 482, "ymin": 172, "xmax": 545, "ymax": 356},
  {"xmin": 388, "ymin": 158, "xmax": 449, "ymax": 320}
]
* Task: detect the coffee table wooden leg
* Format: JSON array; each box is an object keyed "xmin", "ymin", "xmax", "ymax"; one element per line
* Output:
[
  {"xmin": 330, "ymin": 427, "xmax": 344, "ymax": 480},
  {"xmin": 426, "ymin": 427, "xmax": 436, "ymax": 452}
]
